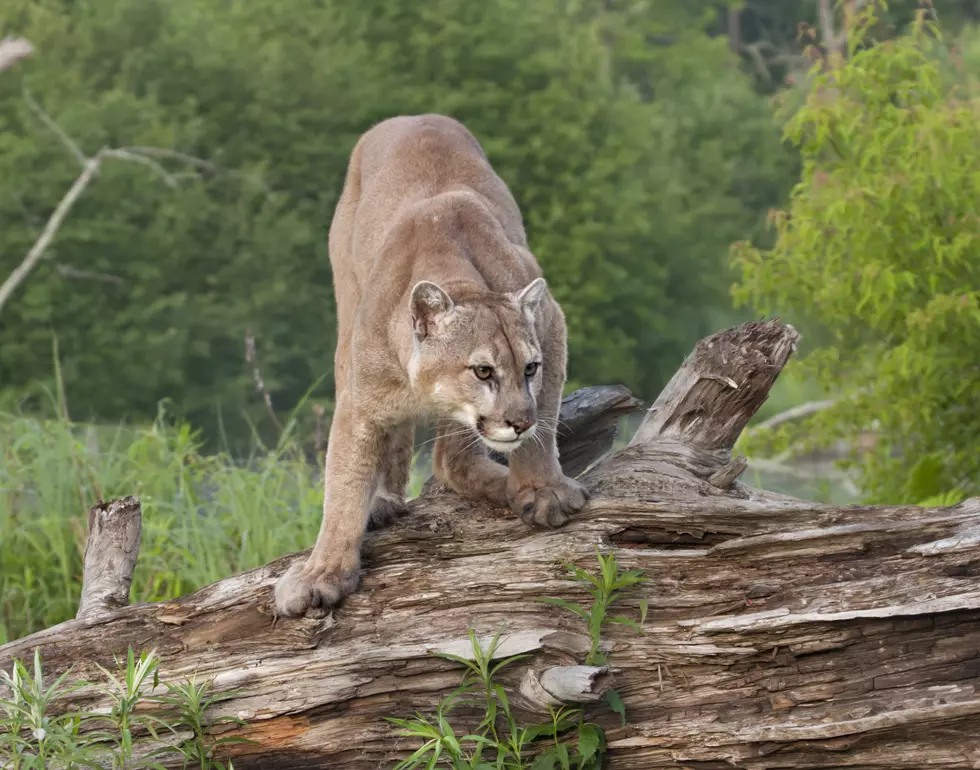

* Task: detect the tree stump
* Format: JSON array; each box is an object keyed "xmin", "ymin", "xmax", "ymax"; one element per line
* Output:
[{"xmin": 2, "ymin": 320, "xmax": 979, "ymax": 769}]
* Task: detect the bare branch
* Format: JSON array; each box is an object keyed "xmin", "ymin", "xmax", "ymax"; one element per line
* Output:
[
  {"xmin": 0, "ymin": 152, "xmax": 104, "ymax": 315},
  {"xmin": 1, "ymin": 101, "xmax": 219, "ymax": 313},
  {"xmin": 245, "ymin": 327, "xmax": 284, "ymax": 435},
  {"xmin": 743, "ymin": 388, "xmax": 871, "ymax": 454},
  {"xmin": 22, "ymin": 93, "xmax": 210, "ymax": 189},
  {"xmin": 120, "ymin": 146, "xmax": 272, "ymax": 193},
  {"xmin": 118, "ymin": 145, "xmax": 218, "ymax": 174},
  {"xmin": 818, "ymin": 0, "xmax": 862, "ymax": 65},
  {"xmin": 818, "ymin": 0, "xmax": 843, "ymax": 59},
  {"xmin": 22, "ymin": 86, "xmax": 87, "ymax": 168},
  {"xmin": 727, "ymin": 4, "xmax": 742, "ymax": 55},
  {"xmin": 0, "ymin": 37, "xmax": 34, "ymax": 73},
  {"xmin": 55, "ymin": 263, "xmax": 125, "ymax": 285},
  {"xmin": 749, "ymin": 398, "xmax": 838, "ymax": 433},
  {"xmin": 102, "ymin": 148, "xmax": 179, "ymax": 189},
  {"xmin": 741, "ymin": 41, "xmax": 774, "ymax": 84},
  {"xmin": 0, "ymin": 148, "xmax": 203, "ymax": 314}
]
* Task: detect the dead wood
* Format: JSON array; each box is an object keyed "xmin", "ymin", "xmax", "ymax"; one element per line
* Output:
[
  {"xmin": 75, "ymin": 496, "xmax": 142, "ymax": 622},
  {"xmin": 3, "ymin": 320, "xmax": 980, "ymax": 769}
]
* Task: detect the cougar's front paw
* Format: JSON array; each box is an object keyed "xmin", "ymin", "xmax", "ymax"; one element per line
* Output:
[
  {"xmin": 274, "ymin": 558, "xmax": 360, "ymax": 618},
  {"xmin": 367, "ymin": 492, "xmax": 411, "ymax": 530},
  {"xmin": 507, "ymin": 474, "xmax": 589, "ymax": 529}
]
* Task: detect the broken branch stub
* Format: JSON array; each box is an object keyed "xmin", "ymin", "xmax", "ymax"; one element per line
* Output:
[
  {"xmin": 599, "ymin": 319, "xmax": 800, "ymax": 494},
  {"xmin": 630, "ymin": 318, "xmax": 799, "ymax": 454},
  {"xmin": 76, "ymin": 497, "xmax": 142, "ymax": 622},
  {"xmin": 555, "ymin": 385, "xmax": 643, "ymax": 477},
  {"xmin": 519, "ymin": 664, "xmax": 612, "ymax": 712}
]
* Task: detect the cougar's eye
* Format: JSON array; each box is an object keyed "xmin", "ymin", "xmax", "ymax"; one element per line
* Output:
[
  {"xmin": 524, "ymin": 362, "xmax": 540, "ymax": 377},
  {"xmin": 472, "ymin": 365, "xmax": 494, "ymax": 381}
]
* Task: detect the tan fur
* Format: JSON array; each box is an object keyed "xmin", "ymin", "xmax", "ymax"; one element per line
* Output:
[{"xmin": 275, "ymin": 114, "xmax": 589, "ymax": 617}]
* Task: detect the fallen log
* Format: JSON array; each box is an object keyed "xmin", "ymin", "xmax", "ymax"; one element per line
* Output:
[{"xmin": 3, "ymin": 319, "xmax": 980, "ymax": 769}]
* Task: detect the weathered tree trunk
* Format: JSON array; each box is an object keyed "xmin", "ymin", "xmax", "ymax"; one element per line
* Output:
[{"xmin": 3, "ymin": 320, "xmax": 980, "ymax": 769}]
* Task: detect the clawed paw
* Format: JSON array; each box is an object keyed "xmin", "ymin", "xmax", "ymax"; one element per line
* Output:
[
  {"xmin": 274, "ymin": 559, "xmax": 360, "ymax": 618},
  {"xmin": 367, "ymin": 492, "xmax": 411, "ymax": 530},
  {"xmin": 507, "ymin": 474, "xmax": 589, "ymax": 529}
]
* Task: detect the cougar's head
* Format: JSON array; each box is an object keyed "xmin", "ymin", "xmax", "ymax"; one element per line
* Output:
[{"xmin": 408, "ymin": 277, "xmax": 548, "ymax": 453}]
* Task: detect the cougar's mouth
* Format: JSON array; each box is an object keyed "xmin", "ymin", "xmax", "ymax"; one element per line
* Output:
[
  {"xmin": 481, "ymin": 436, "xmax": 522, "ymax": 453},
  {"xmin": 475, "ymin": 416, "xmax": 524, "ymax": 453}
]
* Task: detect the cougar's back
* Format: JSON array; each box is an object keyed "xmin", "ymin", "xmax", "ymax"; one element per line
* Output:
[{"xmin": 331, "ymin": 115, "xmax": 531, "ymax": 289}]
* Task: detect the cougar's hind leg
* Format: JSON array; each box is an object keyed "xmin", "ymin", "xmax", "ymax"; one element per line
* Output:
[{"xmin": 368, "ymin": 421, "xmax": 415, "ymax": 530}]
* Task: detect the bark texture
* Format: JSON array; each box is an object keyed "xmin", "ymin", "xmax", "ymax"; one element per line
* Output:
[
  {"xmin": 76, "ymin": 496, "xmax": 142, "ymax": 622},
  {"xmin": 3, "ymin": 320, "xmax": 979, "ymax": 769}
]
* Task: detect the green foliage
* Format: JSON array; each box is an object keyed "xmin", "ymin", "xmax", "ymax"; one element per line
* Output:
[
  {"xmin": 150, "ymin": 676, "xmax": 251, "ymax": 770},
  {"xmin": 0, "ymin": 0, "xmax": 789, "ymax": 445},
  {"xmin": 0, "ymin": 648, "xmax": 93, "ymax": 769},
  {"xmin": 389, "ymin": 550, "xmax": 646, "ymax": 768},
  {"xmin": 538, "ymin": 548, "xmax": 647, "ymax": 667},
  {"xmin": 90, "ymin": 649, "xmax": 171, "ymax": 769},
  {"xmin": 538, "ymin": 548, "xmax": 646, "ymax": 725},
  {"xmin": 0, "ymin": 647, "xmax": 246, "ymax": 770},
  {"xmin": 731, "ymin": 4, "xmax": 980, "ymax": 505}
]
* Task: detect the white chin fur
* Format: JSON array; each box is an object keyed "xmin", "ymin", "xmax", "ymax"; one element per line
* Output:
[{"xmin": 481, "ymin": 436, "xmax": 523, "ymax": 454}]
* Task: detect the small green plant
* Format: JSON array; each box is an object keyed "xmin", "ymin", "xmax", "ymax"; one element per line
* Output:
[
  {"xmin": 539, "ymin": 548, "xmax": 647, "ymax": 667},
  {"xmin": 89, "ymin": 648, "xmax": 171, "ymax": 769},
  {"xmin": 388, "ymin": 631, "xmax": 603, "ymax": 770},
  {"xmin": 0, "ymin": 648, "xmax": 95, "ymax": 769},
  {"xmin": 539, "ymin": 548, "xmax": 647, "ymax": 725},
  {"xmin": 387, "ymin": 549, "xmax": 647, "ymax": 768},
  {"xmin": 0, "ymin": 647, "xmax": 248, "ymax": 770},
  {"xmin": 152, "ymin": 675, "xmax": 251, "ymax": 770}
]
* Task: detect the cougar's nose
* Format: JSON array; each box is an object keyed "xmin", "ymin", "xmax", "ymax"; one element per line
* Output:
[{"xmin": 505, "ymin": 417, "xmax": 534, "ymax": 435}]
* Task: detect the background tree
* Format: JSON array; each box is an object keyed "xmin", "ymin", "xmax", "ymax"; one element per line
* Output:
[
  {"xmin": 722, "ymin": 0, "xmax": 980, "ymax": 91},
  {"xmin": 732, "ymin": 5, "xmax": 980, "ymax": 504}
]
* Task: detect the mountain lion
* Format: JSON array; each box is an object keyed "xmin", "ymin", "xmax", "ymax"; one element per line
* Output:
[{"xmin": 275, "ymin": 114, "xmax": 589, "ymax": 617}]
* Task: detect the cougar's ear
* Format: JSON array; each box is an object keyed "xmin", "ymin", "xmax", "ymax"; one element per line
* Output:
[
  {"xmin": 512, "ymin": 277, "xmax": 548, "ymax": 317},
  {"xmin": 410, "ymin": 281, "xmax": 456, "ymax": 340}
]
